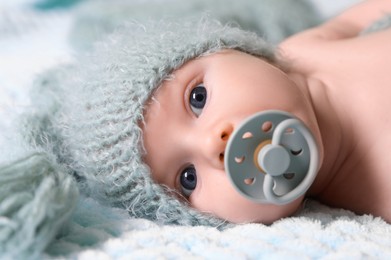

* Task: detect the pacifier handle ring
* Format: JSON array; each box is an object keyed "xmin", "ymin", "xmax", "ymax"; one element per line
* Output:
[{"xmin": 263, "ymin": 118, "xmax": 319, "ymax": 204}]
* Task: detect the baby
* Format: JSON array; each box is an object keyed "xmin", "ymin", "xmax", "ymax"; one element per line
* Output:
[
  {"xmin": 4, "ymin": 1, "xmax": 391, "ymax": 232},
  {"xmin": 142, "ymin": 0, "xmax": 391, "ymax": 224}
]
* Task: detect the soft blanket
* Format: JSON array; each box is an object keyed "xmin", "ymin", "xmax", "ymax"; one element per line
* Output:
[
  {"xmin": 47, "ymin": 197, "xmax": 391, "ymax": 259},
  {"xmin": 3, "ymin": 0, "xmax": 391, "ymax": 259}
]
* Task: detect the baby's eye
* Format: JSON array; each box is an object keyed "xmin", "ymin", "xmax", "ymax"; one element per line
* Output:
[
  {"xmin": 189, "ymin": 84, "xmax": 207, "ymax": 117},
  {"xmin": 180, "ymin": 165, "xmax": 197, "ymax": 197}
]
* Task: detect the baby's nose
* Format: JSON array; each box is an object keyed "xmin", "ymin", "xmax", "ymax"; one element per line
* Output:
[{"xmin": 203, "ymin": 123, "xmax": 233, "ymax": 169}]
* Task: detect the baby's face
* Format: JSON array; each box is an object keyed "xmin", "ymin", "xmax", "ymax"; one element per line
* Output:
[{"xmin": 142, "ymin": 50, "xmax": 319, "ymax": 224}]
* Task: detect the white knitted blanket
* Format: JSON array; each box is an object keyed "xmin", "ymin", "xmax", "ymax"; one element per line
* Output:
[
  {"xmin": 47, "ymin": 196, "xmax": 391, "ymax": 259},
  {"xmin": 4, "ymin": 1, "xmax": 391, "ymax": 259}
]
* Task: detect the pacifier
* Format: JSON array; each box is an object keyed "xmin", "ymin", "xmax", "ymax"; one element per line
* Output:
[{"xmin": 224, "ymin": 110, "xmax": 319, "ymax": 205}]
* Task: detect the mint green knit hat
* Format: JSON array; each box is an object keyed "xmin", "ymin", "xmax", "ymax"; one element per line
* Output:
[{"xmin": 48, "ymin": 17, "xmax": 278, "ymax": 227}]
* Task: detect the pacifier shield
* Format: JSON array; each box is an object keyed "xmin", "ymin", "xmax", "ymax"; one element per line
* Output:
[{"xmin": 224, "ymin": 110, "xmax": 319, "ymax": 204}]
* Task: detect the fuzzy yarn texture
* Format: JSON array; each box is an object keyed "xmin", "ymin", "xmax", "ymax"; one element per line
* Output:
[{"xmin": 0, "ymin": 153, "xmax": 79, "ymax": 259}]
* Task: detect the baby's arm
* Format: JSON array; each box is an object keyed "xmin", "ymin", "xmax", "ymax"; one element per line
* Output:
[
  {"xmin": 281, "ymin": 0, "xmax": 391, "ymax": 45},
  {"xmin": 279, "ymin": 0, "xmax": 391, "ymax": 69},
  {"xmin": 316, "ymin": 0, "xmax": 391, "ymax": 40}
]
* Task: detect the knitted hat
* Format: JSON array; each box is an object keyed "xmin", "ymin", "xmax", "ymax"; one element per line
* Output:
[{"xmin": 38, "ymin": 17, "xmax": 279, "ymax": 227}]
